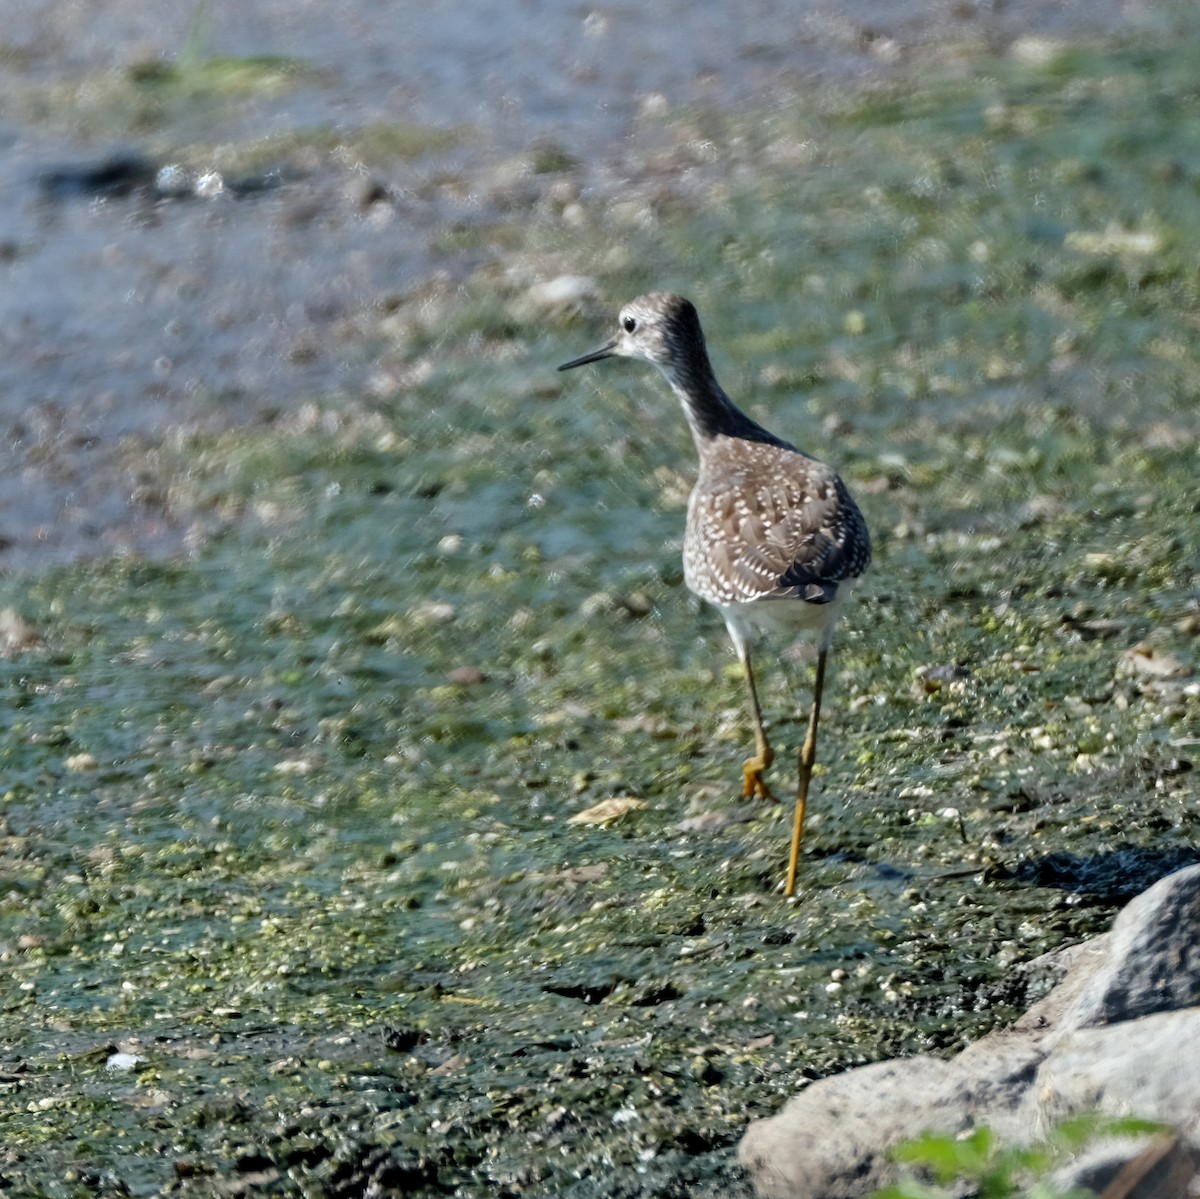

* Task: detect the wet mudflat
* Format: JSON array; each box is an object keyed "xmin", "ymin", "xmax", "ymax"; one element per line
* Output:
[
  {"xmin": 2, "ymin": 9, "xmax": 1199, "ymax": 1199},
  {"xmin": 0, "ymin": 0, "xmax": 1162, "ymax": 565}
]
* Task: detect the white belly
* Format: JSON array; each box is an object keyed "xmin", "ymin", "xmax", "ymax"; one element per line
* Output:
[{"xmin": 712, "ymin": 580, "xmax": 856, "ymax": 660}]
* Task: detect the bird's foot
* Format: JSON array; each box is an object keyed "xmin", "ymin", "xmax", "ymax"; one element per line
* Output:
[{"xmin": 741, "ymin": 750, "xmax": 776, "ymax": 802}]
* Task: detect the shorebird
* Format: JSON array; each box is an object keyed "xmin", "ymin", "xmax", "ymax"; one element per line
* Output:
[{"xmin": 559, "ymin": 292, "xmax": 870, "ymax": 895}]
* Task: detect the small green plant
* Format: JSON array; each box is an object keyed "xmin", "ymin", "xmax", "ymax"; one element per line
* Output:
[
  {"xmin": 874, "ymin": 1115, "xmax": 1167, "ymax": 1199},
  {"xmin": 128, "ymin": 1, "xmax": 312, "ymax": 99}
]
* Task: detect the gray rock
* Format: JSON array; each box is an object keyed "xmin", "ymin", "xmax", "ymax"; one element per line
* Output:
[
  {"xmin": 739, "ymin": 864, "xmax": 1200, "ymax": 1199},
  {"xmin": 1039, "ymin": 1010, "xmax": 1200, "ymax": 1137},
  {"xmin": 739, "ymin": 1058, "xmax": 963, "ymax": 1199},
  {"xmin": 1063, "ymin": 865, "xmax": 1200, "ymax": 1030}
]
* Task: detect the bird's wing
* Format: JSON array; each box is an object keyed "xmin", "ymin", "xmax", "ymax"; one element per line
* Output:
[{"xmin": 686, "ymin": 442, "xmax": 870, "ymax": 606}]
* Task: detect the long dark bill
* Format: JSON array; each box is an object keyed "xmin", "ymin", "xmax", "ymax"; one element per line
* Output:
[{"xmin": 558, "ymin": 338, "xmax": 618, "ymax": 371}]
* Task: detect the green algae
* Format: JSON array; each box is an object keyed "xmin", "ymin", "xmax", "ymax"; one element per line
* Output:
[
  {"xmin": 2, "ymin": 29, "xmax": 1200, "ymax": 1199},
  {"xmin": 9, "ymin": 54, "xmax": 315, "ymax": 141}
]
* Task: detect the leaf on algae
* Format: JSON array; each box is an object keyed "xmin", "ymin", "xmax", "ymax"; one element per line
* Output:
[{"xmin": 567, "ymin": 797, "xmax": 649, "ymax": 826}]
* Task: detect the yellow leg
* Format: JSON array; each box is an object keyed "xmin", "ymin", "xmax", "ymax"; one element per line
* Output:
[
  {"xmin": 785, "ymin": 646, "xmax": 827, "ymax": 897},
  {"xmin": 740, "ymin": 649, "xmax": 775, "ymax": 801}
]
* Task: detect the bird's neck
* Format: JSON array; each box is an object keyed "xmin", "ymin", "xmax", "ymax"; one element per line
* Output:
[{"xmin": 657, "ymin": 355, "xmax": 775, "ymax": 452}]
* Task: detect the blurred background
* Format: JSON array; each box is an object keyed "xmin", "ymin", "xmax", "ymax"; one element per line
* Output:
[{"xmin": 0, "ymin": 0, "xmax": 1167, "ymax": 565}]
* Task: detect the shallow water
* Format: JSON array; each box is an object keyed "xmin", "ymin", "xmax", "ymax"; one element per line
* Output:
[{"xmin": 0, "ymin": 0, "xmax": 1159, "ymax": 565}]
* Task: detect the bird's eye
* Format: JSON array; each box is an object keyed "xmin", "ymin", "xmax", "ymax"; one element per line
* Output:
[{"xmin": 622, "ymin": 316, "xmax": 637, "ymax": 333}]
